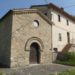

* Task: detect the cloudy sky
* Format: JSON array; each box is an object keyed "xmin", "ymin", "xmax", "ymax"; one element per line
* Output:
[{"xmin": 0, "ymin": 0, "xmax": 75, "ymax": 18}]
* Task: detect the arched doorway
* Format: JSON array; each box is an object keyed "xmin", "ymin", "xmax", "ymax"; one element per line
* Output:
[{"xmin": 29, "ymin": 42, "xmax": 40, "ymax": 64}]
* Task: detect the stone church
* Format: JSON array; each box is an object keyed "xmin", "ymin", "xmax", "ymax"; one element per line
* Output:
[{"xmin": 0, "ymin": 3, "xmax": 75, "ymax": 68}]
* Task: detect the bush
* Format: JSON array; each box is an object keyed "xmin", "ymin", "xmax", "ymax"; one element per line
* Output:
[
  {"xmin": 57, "ymin": 52, "xmax": 71, "ymax": 61},
  {"xmin": 56, "ymin": 52, "xmax": 75, "ymax": 66}
]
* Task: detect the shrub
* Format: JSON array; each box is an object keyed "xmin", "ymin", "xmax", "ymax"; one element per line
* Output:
[
  {"xmin": 56, "ymin": 52, "xmax": 75, "ymax": 66},
  {"xmin": 57, "ymin": 52, "xmax": 71, "ymax": 61}
]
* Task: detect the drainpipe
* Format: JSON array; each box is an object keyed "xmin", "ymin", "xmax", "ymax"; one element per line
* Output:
[{"xmin": 51, "ymin": 23, "xmax": 53, "ymax": 63}]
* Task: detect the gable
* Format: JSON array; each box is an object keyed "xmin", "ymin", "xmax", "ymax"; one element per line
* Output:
[
  {"xmin": 12, "ymin": 9, "xmax": 52, "ymax": 25},
  {"xmin": 0, "ymin": 9, "xmax": 52, "ymax": 26}
]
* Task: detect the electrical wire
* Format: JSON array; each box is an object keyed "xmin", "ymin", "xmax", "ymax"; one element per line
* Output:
[
  {"xmin": 44, "ymin": 0, "xmax": 49, "ymax": 4},
  {"xmin": 0, "ymin": 0, "xmax": 12, "ymax": 8},
  {"xmin": 64, "ymin": 5, "xmax": 75, "ymax": 9}
]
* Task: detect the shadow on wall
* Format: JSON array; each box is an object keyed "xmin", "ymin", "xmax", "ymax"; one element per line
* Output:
[{"xmin": 0, "ymin": 14, "xmax": 12, "ymax": 68}]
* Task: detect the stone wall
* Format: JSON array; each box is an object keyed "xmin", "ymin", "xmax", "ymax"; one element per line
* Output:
[{"xmin": 11, "ymin": 12, "xmax": 52, "ymax": 67}]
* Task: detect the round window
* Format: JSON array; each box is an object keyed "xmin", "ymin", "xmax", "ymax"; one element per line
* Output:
[{"xmin": 33, "ymin": 20, "xmax": 39, "ymax": 27}]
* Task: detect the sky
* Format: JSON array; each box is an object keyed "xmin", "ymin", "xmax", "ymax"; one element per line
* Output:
[{"xmin": 0, "ymin": 0, "xmax": 75, "ymax": 19}]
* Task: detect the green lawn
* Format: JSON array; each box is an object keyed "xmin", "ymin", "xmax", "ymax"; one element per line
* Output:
[
  {"xmin": 0, "ymin": 72, "xmax": 3, "ymax": 75},
  {"xmin": 50, "ymin": 69, "xmax": 75, "ymax": 75}
]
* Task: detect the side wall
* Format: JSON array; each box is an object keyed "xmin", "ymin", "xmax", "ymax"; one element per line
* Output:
[
  {"xmin": 51, "ymin": 10, "xmax": 75, "ymax": 52},
  {"xmin": 0, "ymin": 13, "xmax": 12, "ymax": 67}
]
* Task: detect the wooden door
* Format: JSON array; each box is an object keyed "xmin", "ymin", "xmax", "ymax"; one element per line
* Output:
[{"xmin": 29, "ymin": 42, "xmax": 40, "ymax": 64}]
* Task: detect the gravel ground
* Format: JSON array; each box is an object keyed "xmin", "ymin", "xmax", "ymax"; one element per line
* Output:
[{"xmin": 0, "ymin": 64, "xmax": 74, "ymax": 75}]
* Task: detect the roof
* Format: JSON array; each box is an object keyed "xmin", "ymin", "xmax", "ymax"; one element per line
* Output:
[
  {"xmin": 31, "ymin": 3, "xmax": 75, "ymax": 22},
  {"xmin": 0, "ymin": 9, "xmax": 53, "ymax": 25}
]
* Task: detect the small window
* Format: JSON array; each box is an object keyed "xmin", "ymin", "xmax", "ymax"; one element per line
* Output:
[
  {"xmin": 67, "ymin": 20, "xmax": 69, "ymax": 25},
  {"xmin": 58, "ymin": 15, "xmax": 61, "ymax": 22},
  {"xmin": 44, "ymin": 13, "xmax": 47, "ymax": 16},
  {"xmin": 50, "ymin": 13, "xmax": 52, "ymax": 20},
  {"xmin": 54, "ymin": 48, "xmax": 58, "ymax": 52},
  {"xmin": 59, "ymin": 33, "xmax": 62, "ymax": 41}
]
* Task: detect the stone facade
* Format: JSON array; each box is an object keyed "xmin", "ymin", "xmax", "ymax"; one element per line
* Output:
[{"xmin": 0, "ymin": 9, "xmax": 52, "ymax": 68}]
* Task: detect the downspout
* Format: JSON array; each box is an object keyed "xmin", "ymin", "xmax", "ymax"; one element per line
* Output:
[
  {"xmin": 47, "ymin": 5, "xmax": 54, "ymax": 62},
  {"xmin": 51, "ymin": 23, "xmax": 53, "ymax": 63}
]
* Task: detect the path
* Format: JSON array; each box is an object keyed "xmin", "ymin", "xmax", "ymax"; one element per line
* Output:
[{"xmin": 0, "ymin": 64, "xmax": 74, "ymax": 75}]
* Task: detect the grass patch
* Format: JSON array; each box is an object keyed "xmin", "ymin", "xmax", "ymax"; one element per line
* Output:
[
  {"xmin": 0, "ymin": 72, "xmax": 4, "ymax": 75},
  {"xmin": 50, "ymin": 69, "xmax": 75, "ymax": 75}
]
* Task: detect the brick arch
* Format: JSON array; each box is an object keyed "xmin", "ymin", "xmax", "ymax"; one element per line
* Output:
[{"xmin": 25, "ymin": 37, "xmax": 44, "ymax": 51}]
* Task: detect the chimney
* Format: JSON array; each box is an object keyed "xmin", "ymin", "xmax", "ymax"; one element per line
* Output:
[{"xmin": 61, "ymin": 7, "xmax": 64, "ymax": 11}]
